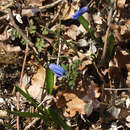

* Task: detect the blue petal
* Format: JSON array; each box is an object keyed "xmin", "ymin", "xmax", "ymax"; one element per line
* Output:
[
  {"xmin": 49, "ymin": 63, "xmax": 66, "ymax": 77},
  {"xmin": 72, "ymin": 6, "xmax": 88, "ymax": 20}
]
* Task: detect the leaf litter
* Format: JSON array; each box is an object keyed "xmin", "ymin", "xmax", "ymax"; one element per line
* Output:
[{"xmin": 0, "ymin": 0, "xmax": 130, "ymax": 129}]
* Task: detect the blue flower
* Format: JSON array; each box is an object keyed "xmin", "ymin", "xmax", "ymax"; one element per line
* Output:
[
  {"xmin": 72, "ymin": 6, "xmax": 89, "ymax": 20},
  {"xmin": 49, "ymin": 63, "xmax": 66, "ymax": 77}
]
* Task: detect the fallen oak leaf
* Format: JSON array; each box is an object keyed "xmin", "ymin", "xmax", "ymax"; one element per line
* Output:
[
  {"xmin": 22, "ymin": 65, "xmax": 46, "ymax": 102},
  {"xmin": 56, "ymin": 82, "xmax": 100, "ymax": 117},
  {"xmin": 60, "ymin": 2, "xmax": 75, "ymax": 20},
  {"xmin": 63, "ymin": 93, "xmax": 86, "ymax": 117}
]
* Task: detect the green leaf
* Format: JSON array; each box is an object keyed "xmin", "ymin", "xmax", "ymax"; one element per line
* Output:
[
  {"xmin": 15, "ymin": 86, "xmax": 38, "ymax": 107},
  {"xmin": 46, "ymin": 68, "xmax": 54, "ymax": 94},
  {"xmin": 46, "ymin": 109, "xmax": 72, "ymax": 130},
  {"xmin": 20, "ymin": 38, "xmax": 26, "ymax": 45},
  {"xmin": 36, "ymin": 38, "xmax": 44, "ymax": 52},
  {"xmin": 15, "ymin": 86, "xmax": 43, "ymax": 113},
  {"xmin": 42, "ymin": 27, "xmax": 49, "ymax": 35},
  {"xmin": 106, "ymin": 34, "xmax": 115, "ymax": 60},
  {"xmin": 77, "ymin": 16, "xmax": 95, "ymax": 39},
  {"xmin": 77, "ymin": 16, "xmax": 104, "ymax": 47},
  {"xmin": 29, "ymin": 25, "xmax": 36, "ymax": 34},
  {"xmin": 29, "ymin": 19, "xmax": 36, "ymax": 34},
  {"xmin": 7, "ymin": 110, "xmax": 43, "ymax": 119}
]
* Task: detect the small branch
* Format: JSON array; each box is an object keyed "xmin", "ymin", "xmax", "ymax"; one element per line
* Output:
[
  {"xmin": 24, "ymin": 118, "xmax": 40, "ymax": 130},
  {"xmin": 104, "ymin": 88, "xmax": 130, "ymax": 91},
  {"xmin": 17, "ymin": 28, "xmax": 29, "ymax": 130},
  {"xmin": 8, "ymin": 8, "xmax": 38, "ymax": 55},
  {"xmin": 48, "ymin": 0, "xmax": 64, "ymax": 28},
  {"xmin": 57, "ymin": 38, "xmax": 62, "ymax": 65},
  {"xmin": 39, "ymin": 0, "xmax": 62, "ymax": 11},
  {"xmin": 101, "ymin": 9, "xmax": 113, "ymax": 63},
  {"xmin": 0, "ymin": 0, "xmax": 63, "ymax": 20},
  {"xmin": 93, "ymin": 62, "xmax": 106, "ymax": 84},
  {"xmin": 0, "ymin": 15, "xmax": 8, "ymax": 20}
]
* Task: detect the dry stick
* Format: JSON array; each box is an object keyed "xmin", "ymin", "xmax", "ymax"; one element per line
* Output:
[
  {"xmin": 0, "ymin": 15, "xmax": 7, "ymax": 20},
  {"xmin": 48, "ymin": 0, "xmax": 64, "ymax": 28},
  {"xmin": 39, "ymin": 0, "xmax": 63, "ymax": 10},
  {"xmin": 57, "ymin": 38, "xmax": 62, "ymax": 65},
  {"xmin": 104, "ymin": 88, "xmax": 130, "ymax": 91},
  {"xmin": 8, "ymin": 8, "xmax": 38, "ymax": 55},
  {"xmin": 93, "ymin": 62, "xmax": 106, "ymax": 84},
  {"xmin": 17, "ymin": 28, "xmax": 29, "ymax": 130},
  {"xmin": 24, "ymin": 96, "xmax": 53, "ymax": 130},
  {"xmin": 0, "ymin": 0, "xmax": 63, "ymax": 21},
  {"xmin": 24, "ymin": 118, "xmax": 40, "ymax": 130},
  {"xmin": 101, "ymin": 9, "xmax": 113, "ymax": 63}
]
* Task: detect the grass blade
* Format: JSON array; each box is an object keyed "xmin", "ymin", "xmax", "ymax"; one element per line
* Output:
[
  {"xmin": 15, "ymin": 86, "xmax": 38, "ymax": 107},
  {"xmin": 106, "ymin": 34, "xmax": 115, "ymax": 60},
  {"xmin": 46, "ymin": 68, "xmax": 54, "ymax": 94},
  {"xmin": 77, "ymin": 16, "xmax": 95, "ymax": 39},
  {"xmin": 46, "ymin": 109, "xmax": 72, "ymax": 130},
  {"xmin": 7, "ymin": 110, "xmax": 43, "ymax": 118},
  {"xmin": 15, "ymin": 86, "xmax": 43, "ymax": 112}
]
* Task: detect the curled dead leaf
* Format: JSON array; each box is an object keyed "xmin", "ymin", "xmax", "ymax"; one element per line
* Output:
[
  {"xmin": 117, "ymin": 0, "xmax": 126, "ymax": 8},
  {"xmin": 63, "ymin": 93, "xmax": 86, "ymax": 117},
  {"xmin": 22, "ymin": 66, "xmax": 46, "ymax": 102},
  {"xmin": 60, "ymin": 2, "xmax": 74, "ymax": 20},
  {"xmin": 56, "ymin": 82, "xmax": 100, "ymax": 117},
  {"xmin": 65, "ymin": 25, "xmax": 79, "ymax": 40}
]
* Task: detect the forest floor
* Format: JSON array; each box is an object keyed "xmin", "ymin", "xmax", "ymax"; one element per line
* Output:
[{"xmin": 0, "ymin": 0, "xmax": 130, "ymax": 130}]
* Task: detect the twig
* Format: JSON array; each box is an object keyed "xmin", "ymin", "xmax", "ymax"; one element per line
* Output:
[
  {"xmin": 101, "ymin": 8, "xmax": 113, "ymax": 63},
  {"xmin": 104, "ymin": 88, "xmax": 130, "ymax": 91},
  {"xmin": 48, "ymin": 0, "xmax": 64, "ymax": 28},
  {"xmin": 57, "ymin": 38, "xmax": 62, "ymax": 65},
  {"xmin": 1, "ymin": 0, "xmax": 63, "ymax": 20},
  {"xmin": 0, "ymin": 15, "xmax": 8, "ymax": 20},
  {"xmin": 93, "ymin": 62, "xmax": 106, "ymax": 84},
  {"xmin": 24, "ymin": 118, "xmax": 40, "ymax": 130},
  {"xmin": 17, "ymin": 28, "xmax": 29, "ymax": 130},
  {"xmin": 8, "ymin": 8, "xmax": 38, "ymax": 55},
  {"xmin": 39, "ymin": 0, "xmax": 63, "ymax": 11}
]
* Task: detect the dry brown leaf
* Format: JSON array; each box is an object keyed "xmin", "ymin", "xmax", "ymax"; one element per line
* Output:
[
  {"xmin": 22, "ymin": 8, "xmax": 40, "ymax": 17},
  {"xmin": 0, "ymin": 25, "xmax": 8, "ymax": 41},
  {"xmin": 120, "ymin": 20, "xmax": 130, "ymax": 35},
  {"xmin": 65, "ymin": 25, "xmax": 79, "ymax": 40},
  {"xmin": 27, "ymin": 66, "xmax": 46, "ymax": 102},
  {"xmin": 25, "ymin": 0, "xmax": 45, "ymax": 7},
  {"xmin": 115, "ymin": 50, "xmax": 130, "ymax": 69},
  {"xmin": 0, "ymin": 110, "xmax": 8, "ymax": 118},
  {"xmin": 93, "ymin": 13, "xmax": 103, "ymax": 24},
  {"xmin": 117, "ymin": 0, "xmax": 126, "ymax": 8},
  {"xmin": 77, "ymin": 51, "xmax": 87, "ymax": 60},
  {"xmin": 55, "ymin": 91, "xmax": 66, "ymax": 108},
  {"xmin": 115, "ymin": 50, "xmax": 130, "ymax": 88},
  {"xmin": 109, "ymin": 66, "xmax": 121, "ymax": 81},
  {"xmin": 60, "ymin": 2, "xmax": 74, "ymax": 20},
  {"xmin": 110, "ymin": 20, "xmax": 130, "ymax": 43},
  {"xmin": 4, "ymin": 44, "xmax": 21, "ymax": 52},
  {"xmin": 126, "ymin": 64, "xmax": 130, "ymax": 88},
  {"xmin": 55, "ymin": 91, "xmax": 86, "ymax": 117},
  {"xmin": 93, "ymin": 83, "xmax": 101, "ymax": 98},
  {"xmin": 79, "ymin": 60, "xmax": 92, "ymax": 71},
  {"xmin": 63, "ymin": 93, "xmax": 86, "ymax": 117},
  {"xmin": 56, "ymin": 82, "xmax": 100, "ymax": 117}
]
